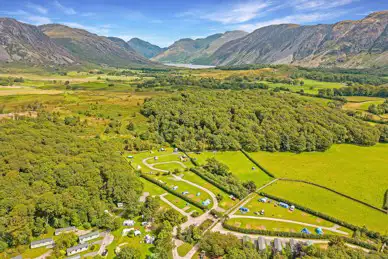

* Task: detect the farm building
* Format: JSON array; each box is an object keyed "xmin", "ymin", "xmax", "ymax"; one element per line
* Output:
[
  {"xmin": 315, "ymin": 228, "xmax": 324, "ymax": 235},
  {"xmin": 122, "ymin": 228, "xmax": 134, "ymax": 236},
  {"xmin": 301, "ymin": 228, "xmax": 311, "ymax": 234},
  {"xmin": 67, "ymin": 243, "xmax": 89, "ymax": 256},
  {"xmin": 55, "ymin": 226, "xmax": 77, "ymax": 236},
  {"xmin": 257, "ymin": 237, "xmax": 266, "ymax": 251},
  {"xmin": 79, "ymin": 231, "xmax": 100, "ymax": 244},
  {"xmin": 274, "ymin": 238, "xmax": 283, "ymax": 252},
  {"xmin": 123, "ymin": 219, "xmax": 135, "ymax": 226},
  {"xmin": 30, "ymin": 238, "xmax": 54, "ymax": 249}
]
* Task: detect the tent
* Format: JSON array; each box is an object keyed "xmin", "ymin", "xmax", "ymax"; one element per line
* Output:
[
  {"xmin": 315, "ymin": 228, "xmax": 324, "ymax": 235},
  {"xmin": 301, "ymin": 228, "xmax": 311, "ymax": 234}
]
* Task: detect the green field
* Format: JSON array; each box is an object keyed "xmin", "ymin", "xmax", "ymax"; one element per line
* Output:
[
  {"xmin": 226, "ymin": 218, "xmax": 347, "ymax": 236},
  {"xmin": 237, "ymin": 194, "xmax": 348, "ymax": 229},
  {"xmin": 189, "ymin": 151, "xmax": 272, "ymax": 187},
  {"xmin": 163, "ymin": 193, "xmax": 203, "ymax": 215},
  {"xmin": 263, "ymin": 181, "xmax": 388, "ymax": 233},
  {"xmin": 177, "ymin": 242, "xmax": 193, "ymax": 257},
  {"xmin": 249, "ymin": 144, "xmax": 388, "ymax": 208}
]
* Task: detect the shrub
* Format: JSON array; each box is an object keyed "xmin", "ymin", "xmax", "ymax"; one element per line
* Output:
[{"xmin": 384, "ymin": 190, "xmax": 388, "ymax": 210}]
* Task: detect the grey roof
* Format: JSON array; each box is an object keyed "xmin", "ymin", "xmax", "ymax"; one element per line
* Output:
[
  {"xmin": 11, "ymin": 256, "xmax": 22, "ymax": 259},
  {"xmin": 274, "ymin": 238, "xmax": 283, "ymax": 252},
  {"xmin": 79, "ymin": 231, "xmax": 99, "ymax": 240},
  {"xmin": 31, "ymin": 238, "xmax": 54, "ymax": 246},
  {"xmin": 55, "ymin": 226, "xmax": 76, "ymax": 234},
  {"xmin": 258, "ymin": 237, "xmax": 266, "ymax": 251},
  {"xmin": 67, "ymin": 243, "xmax": 89, "ymax": 254}
]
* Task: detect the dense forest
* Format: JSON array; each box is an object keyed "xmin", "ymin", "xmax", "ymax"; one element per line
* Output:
[
  {"xmin": 0, "ymin": 115, "xmax": 143, "ymax": 247},
  {"xmin": 141, "ymin": 91, "xmax": 382, "ymax": 152},
  {"xmin": 317, "ymin": 86, "xmax": 388, "ymax": 98}
]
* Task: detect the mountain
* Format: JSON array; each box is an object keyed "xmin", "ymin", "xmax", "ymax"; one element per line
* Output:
[
  {"xmin": 152, "ymin": 31, "xmax": 248, "ymax": 64},
  {"xmin": 211, "ymin": 11, "xmax": 388, "ymax": 68},
  {"xmin": 128, "ymin": 38, "xmax": 166, "ymax": 58},
  {"xmin": 0, "ymin": 18, "xmax": 75, "ymax": 66},
  {"xmin": 40, "ymin": 24, "xmax": 155, "ymax": 67}
]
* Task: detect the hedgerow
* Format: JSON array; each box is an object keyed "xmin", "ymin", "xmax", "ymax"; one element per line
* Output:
[{"xmin": 240, "ymin": 149, "xmax": 275, "ymax": 178}]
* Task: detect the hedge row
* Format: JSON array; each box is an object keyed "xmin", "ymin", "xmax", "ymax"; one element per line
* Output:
[
  {"xmin": 384, "ymin": 190, "xmax": 388, "ymax": 210},
  {"xmin": 260, "ymin": 192, "xmax": 386, "ymax": 241},
  {"xmin": 140, "ymin": 174, "xmax": 206, "ymax": 210},
  {"xmin": 240, "ymin": 149, "xmax": 275, "ymax": 178},
  {"xmin": 222, "ymin": 222, "xmax": 377, "ymax": 251},
  {"xmin": 279, "ymin": 178, "xmax": 388, "ymax": 214},
  {"xmin": 190, "ymin": 168, "xmax": 245, "ymax": 199}
]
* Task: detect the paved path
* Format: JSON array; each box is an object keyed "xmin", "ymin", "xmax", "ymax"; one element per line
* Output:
[{"xmin": 229, "ymin": 215, "xmax": 349, "ymax": 235}]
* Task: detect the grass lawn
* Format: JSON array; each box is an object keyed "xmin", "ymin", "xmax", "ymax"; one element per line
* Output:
[
  {"xmin": 189, "ymin": 151, "xmax": 272, "ymax": 187},
  {"xmin": 226, "ymin": 218, "xmax": 347, "ymax": 236},
  {"xmin": 163, "ymin": 193, "xmax": 203, "ymax": 216},
  {"xmin": 237, "ymin": 194, "xmax": 345, "ymax": 229},
  {"xmin": 345, "ymin": 96, "xmax": 386, "ymax": 102},
  {"xmin": 182, "ymin": 170, "xmax": 238, "ymax": 210},
  {"xmin": 263, "ymin": 181, "xmax": 388, "ymax": 233},
  {"xmin": 177, "ymin": 242, "xmax": 194, "ymax": 257},
  {"xmin": 249, "ymin": 144, "xmax": 388, "ymax": 208},
  {"xmin": 153, "ymin": 162, "xmax": 186, "ymax": 172}
]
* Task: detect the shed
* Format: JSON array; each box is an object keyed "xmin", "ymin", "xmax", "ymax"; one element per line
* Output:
[
  {"xmin": 67, "ymin": 243, "xmax": 89, "ymax": 256},
  {"xmin": 30, "ymin": 238, "xmax": 54, "ymax": 249},
  {"xmin": 55, "ymin": 226, "xmax": 77, "ymax": 236},
  {"xmin": 274, "ymin": 238, "xmax": 283, "ymax": 252},
  {"xmin": 79, "ymin": 231, "xmax": 100, "ymax": 244},
  {"xmin": 257, "ymin": 237, "xmax": 266, "ymax": 251}
]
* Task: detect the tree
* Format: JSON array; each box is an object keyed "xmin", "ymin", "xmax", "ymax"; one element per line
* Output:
[
  {"xmin": 200, "ymin": 232, "xmax": 241, "ymax": 257},
  {"xmin": 141, "ymin": 196, "xmax": 160, "ymax": 221},
  {"xmin": 117, "ymin": 246, "xmax": 141, "ymax": 259},
  {"xmin": 127, "ymin": 121, "xmax": 135, "ymax": 131}
]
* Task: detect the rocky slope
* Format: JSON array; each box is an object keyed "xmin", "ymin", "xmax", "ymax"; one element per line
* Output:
[
  {"xmin": 0, "ymin": 18, "xmax": 75, "ymax": 66},
  {"xmin": 40, "ymin": 24, "xmax": 154, "ymax": 67},
  {"xmin": 128, "ymin": 38, "xmax": 166, "ymax": 58},
  {"xmin": 152, "ymin": 31, "xmax": 247, "ymax": 64},
  {"xmin": 211, "ymin": 11, "xmax": 388, "ymax": 68}
]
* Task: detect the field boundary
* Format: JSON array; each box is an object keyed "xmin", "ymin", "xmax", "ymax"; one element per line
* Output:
[
  {"xmin": 240, "ymin": 149, "xmax": 275, "ymax": 178},
  {"xmin": 222, "ymin": 222, "xmax": 377, "ymax": 251},
  {"xmin": 140, "ymin": 173, "xmax": 206, "ymax": 210},
  {"xmin": 278, "ymin": 178, "xmax": 388, "ymax": 214}
]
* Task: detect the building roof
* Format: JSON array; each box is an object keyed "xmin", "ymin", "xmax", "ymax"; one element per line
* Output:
[
  {"xmin": 258, "ymin": 237, "xmax": 266, "ymax": 250},
  {"xmin": 55, "ymin": 226, "xmax": 76, "ymax": 234},
  {"xmin": 31, "ymin": 238, "xmax": 54, "ymax": 246},
  {"xmin": 274, "ymin": 238, "xmax": 282, "ymax": 252},
  {"xmin": 79, "ymin": 231, "xmax": 99, "ymax": 240},
  {"xmin": 11, "ymin": 256, "xmax": 22, "ymax": 259},
  {"xmin": 67, "ymin": 243, "xmax": 89, "ymax": 254}
]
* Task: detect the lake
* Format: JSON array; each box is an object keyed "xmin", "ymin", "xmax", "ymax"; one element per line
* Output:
[{"xmin": 164, "ymin": 63, "xmax": 216, "ymax": 69}]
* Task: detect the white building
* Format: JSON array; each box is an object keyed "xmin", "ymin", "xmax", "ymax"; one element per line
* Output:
[
  {"xmin": 30, "ymin": 238, "xmax": 54, "ymax": 249},
  {"xmin": 67, "ymin": 243, "xmax": 89, "ymax": 256},
  {"xmin": 55, "ymin": 226, "xmax": 77, "ymax": 236},
  {"xmin": 79, "ymin": 231, "xmax": 100, "ymax": 244}
]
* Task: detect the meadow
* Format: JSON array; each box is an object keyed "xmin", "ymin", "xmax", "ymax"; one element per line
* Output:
[
  {"xmin": 263, "ymin": 181, "xmax": 388, "ymax": 233},
  {"xmin": 249, "ymin": 144, "xmax": 388, "ymax": 208},
  {"xmin": 226, "ymin": 218, "xmax": 347, "ymax": 236},
  {"xmin": 189, "ymin": 151, "xmax": 272, "ymax": 187}
]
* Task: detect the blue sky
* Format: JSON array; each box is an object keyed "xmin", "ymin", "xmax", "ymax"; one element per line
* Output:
[{"xmin": 1, "ymin": 0, "xmax": 387, "ymax": 47}]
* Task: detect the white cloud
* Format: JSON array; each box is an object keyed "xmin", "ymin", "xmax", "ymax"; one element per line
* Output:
[
  {"xmin": 53, "ymin": 0, "xmax": 76, "ymax": 15},
  {"xmin": 180, "ymin": 0, "xmax": 271, "ymax": 24},
  {"xmin": 238, "ymin": 12, "xmax": 343, "ymax": 31},
  {"xmin": 27, "ymin": 3, "xmax": 48, "ymax": 14},
  {"xmin": 2, "ymin": 10, "xmax": 29, "ymax": 16},
  {"xmin": 26, "ymin": 15, "xmax": 52, "ymax": 25},
  {"xmin": 292, "ymin": 0, "xmax": 354, "ymax": 11}
]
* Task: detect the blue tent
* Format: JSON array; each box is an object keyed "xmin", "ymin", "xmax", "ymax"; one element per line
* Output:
[
  {"xmin": 279, "ymin": 202, "xmax": 290, "ymax": 209},
  {"xmin": 301, "ymin": 228, "xmax": 311, "ymax": 234},
  {"xmin": 315, "ymin": 228, "xmax": 324, "ymax": 235}
]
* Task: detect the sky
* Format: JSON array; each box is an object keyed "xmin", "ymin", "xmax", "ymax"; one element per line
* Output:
[{"xmin": 1, "ymin": 0, "xmax": 387, "ymax": 47}]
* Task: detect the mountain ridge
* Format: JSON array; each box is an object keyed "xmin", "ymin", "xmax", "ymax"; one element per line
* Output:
[{"xmin": 127, "ymin": 38, "xmax": 166, "ymax": 58}]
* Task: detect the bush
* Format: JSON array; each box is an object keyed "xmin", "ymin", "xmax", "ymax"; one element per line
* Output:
[
  {"xmin": 191, "ymin": 211, "xmax": 200, "ymax": 217},
  {"xmin": 384, "ymin": 190, "xmax": 388, "ymax": 210},
  {"xmin": 210, "ymin": 209, "xmax": 223, "ymax": 218}
]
